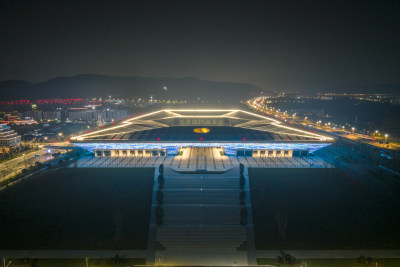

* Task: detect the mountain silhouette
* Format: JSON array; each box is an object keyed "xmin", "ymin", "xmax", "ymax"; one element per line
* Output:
[{"xmin": 0, "ymin": 74, "xmax": 260, "ymax": 102}]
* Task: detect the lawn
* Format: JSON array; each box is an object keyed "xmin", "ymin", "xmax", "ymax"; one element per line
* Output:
[
  {"xmin": 249, "ymin": 168, "xmax": 400, "ymax": 250},
  {"xmin": 8, "ymin": 258, "xmax": 146, "ymax": 267},
  {"xmin": 257, "ymin": 258, "xmax": 400, "ymax": 267},
  {"xmin": 0, "ymin": 167, "xmax": 155, "ymax": 249}
]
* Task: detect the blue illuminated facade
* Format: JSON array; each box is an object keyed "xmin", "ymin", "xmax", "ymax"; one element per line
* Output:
[{"xmin": 74, "ymin": 142, "xmax": 331, "ymax": 156}]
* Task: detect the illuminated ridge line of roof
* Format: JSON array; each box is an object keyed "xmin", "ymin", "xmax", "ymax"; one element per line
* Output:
[{"xmin": 70, "ymin": 109, "xmax": 333, "ymax": 141}]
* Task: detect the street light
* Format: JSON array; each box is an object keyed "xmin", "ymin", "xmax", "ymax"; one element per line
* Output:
[{"xmin": 385, "ymin": 134, "xmax": 389, "ymax": 143}]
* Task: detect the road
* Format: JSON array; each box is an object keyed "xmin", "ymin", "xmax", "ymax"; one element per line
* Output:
[
  {"xmin": 0, "ymin": 142, "xmax": 70, "ymax": 181},
  {"xmin": 246, "ymin": 97, "xmax": 400, "ymax": 152}
]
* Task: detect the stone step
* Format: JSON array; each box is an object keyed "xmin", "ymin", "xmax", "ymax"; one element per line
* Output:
[
  {"xmin": 157, "ymin": 226, "xmax": 246, "ymax": 250},
  {"xmin": 160, "ymin": 191, "xmax": 243, "ymax": 205},
  {"xmin": 156, "ymin": 206, "xmax": 245, "ymax": 225}
]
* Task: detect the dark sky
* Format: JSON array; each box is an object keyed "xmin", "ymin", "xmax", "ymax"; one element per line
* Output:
[{"xmin": 0, "ymin": 0, "xmax": 399, "ymax": 92}]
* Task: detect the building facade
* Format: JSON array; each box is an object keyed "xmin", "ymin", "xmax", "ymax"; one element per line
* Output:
[
  {"xmin": 0, "ymin": 123, "xmax": 22, "ymax": 154},
  {"xmin": 68, "ymin": 109, "xmax": 127, "ymax": 123},
  {"xmin": 70, "ymin": 109, "xmax": 334, "ymax": 157}
]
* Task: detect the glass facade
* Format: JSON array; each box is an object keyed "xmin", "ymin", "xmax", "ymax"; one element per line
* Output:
[{"xmin": 74, "ymin": 142, "xmax": 331, "ymax": 156}]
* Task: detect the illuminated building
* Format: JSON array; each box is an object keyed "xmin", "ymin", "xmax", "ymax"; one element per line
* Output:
[
  {"xmin": 0, "ymin": 123, "xmax": 21, "ymax": 154},
  {"xmin": 70, "ymin": 109, "xmax": 334, "ymax": 157},
  {"xmin": 31, "ymin": 111, "xmax": 62, "ymax": 122},
  {"xmin": 67, "ymin": 109, "xmax": 127, "ymax": 122}
]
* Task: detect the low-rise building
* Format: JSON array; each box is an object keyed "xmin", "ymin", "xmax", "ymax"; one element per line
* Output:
[
  {"xmin": 68, "ymin": 109, "xmax": 127, "ymax": 123},
  {"xmin": 31, "ymin": 111, "xmax": 62, "ymax": 122}
]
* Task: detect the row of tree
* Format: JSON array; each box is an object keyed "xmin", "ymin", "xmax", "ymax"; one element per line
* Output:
[
  {"xmin": 239, "ymin": 163, "xmax": 248, "ymax": 225},
  {"xmin": 155, "ymin": 164, "xmax": 165, "ymax": 225}
]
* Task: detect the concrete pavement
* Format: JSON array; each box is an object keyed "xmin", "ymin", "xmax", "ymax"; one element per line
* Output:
[{"xmin": 1, "ymin": 249, "xmax": 399, "ymax": 259}]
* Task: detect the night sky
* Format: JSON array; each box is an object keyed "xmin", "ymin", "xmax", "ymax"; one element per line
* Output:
[{"xmin": 0, "ymin": 0, "xmax": 399, "ymax": 92}]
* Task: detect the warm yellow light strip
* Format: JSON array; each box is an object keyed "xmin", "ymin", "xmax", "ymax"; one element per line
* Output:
[
  {"xmin": 166, "ymin": 111, "xmax": 181, "ymax": 117},
  {"xmin": 237, "ymin": 110, "xmax": 332, "ymax": 140},
  {"xmin": 71, "ymin": 109, "xmax": 166, "ymax": 140},
  {"xmin": 157, "ymin": 116, "xmax": 182, "ymax": 120},
  {"xmin": 270, "ymin": 123, "xmax": 332, "ymax": 140},
  {"xmin": 164, "ymin": 109, "xmax": 240, "ymax": 112},
  {"xmin": 82, "ymin": 126, "xmax": 160, "ymax": 139},
  {"xmin": 238, "ymin": 109, "xmax": 282, "ymax": 123},
  {"xmin": 224, "ymin": 111, "xmax": 238, "ymax": 116},
  {"xmin": 177, "ymin": 115, "xmax": 227, "ymax": 118},
  {"xmin": 241, "ymin": 125, "xmax": 323, "ymax": 139}
]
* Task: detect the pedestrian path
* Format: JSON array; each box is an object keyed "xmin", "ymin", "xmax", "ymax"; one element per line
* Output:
[{"xmin": 150, "ymin": 167, "xmax": 253, "ymax": 265}]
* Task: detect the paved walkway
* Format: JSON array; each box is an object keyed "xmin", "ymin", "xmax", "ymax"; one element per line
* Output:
[
  {"xmin": 151, "ymin": 167, "xmax": 251, "ymax": 266},
  {"xmin": 1, "ymin": 249, "xmax": 399, "ymax": 259}
]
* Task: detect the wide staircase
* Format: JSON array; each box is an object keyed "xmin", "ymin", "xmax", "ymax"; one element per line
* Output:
[
  {"xmin": 151, "ymin": 167, "xmax": 252, "ymax": 265},
  {"xmin": 156, "ymin": 225, "xmax": 247, "ymax": 251},
  {"xmin": 170, "ymin": 147, "xmax": 235, "ymax": 172}
]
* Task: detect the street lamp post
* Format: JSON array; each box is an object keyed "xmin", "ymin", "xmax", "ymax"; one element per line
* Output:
[{"xmin": 385, "ymin": 134, "xmax": 389, "ymax": 144}]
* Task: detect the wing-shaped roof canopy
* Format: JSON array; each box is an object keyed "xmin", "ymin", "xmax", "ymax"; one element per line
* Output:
[{"xmin": 70, "ymin": 109, "xmax": 333, "ymax": 143}]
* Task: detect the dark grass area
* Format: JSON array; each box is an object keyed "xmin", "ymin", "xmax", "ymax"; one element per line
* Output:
[
  {"xmin": 249, "ymin": 168, "xmax": 400, "ymax": 250},
  {"xmin": 0, "ymin": 168, "xmax": 155, "ymax": 249},
  {"xmin": 9, "ymin": 258, "xmax": 146, "ymax": 267},
  {"xmin": 256, "ymin": 258, "xmax": 400, "ymax": 267}
]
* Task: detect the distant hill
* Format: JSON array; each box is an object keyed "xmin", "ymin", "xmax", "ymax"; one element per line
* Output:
[{"xmin": 0, "ymin": 74, "xmax": 261, "ymax": 102}]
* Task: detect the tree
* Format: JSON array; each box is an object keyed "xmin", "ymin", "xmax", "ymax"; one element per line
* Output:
[
  {"xmin": 239, "ymin": 174, "xmax": 245, "ymax": 189},
  {"xmin": 277, "ymin": 253, "xmax": 297, "ymax": 264},
  {"xmin": 276, "ymin": 211, "xmax": 288, "ymax": 240},
  {"xmin": 357, "ymin": 255, "xmax": 374, "ymax": 265},
  {"xmin": 158, "ymin": 174, "xmax": 165, "ymax": 189},
  {"xmin": 239, "ymin": 190, "xmax": 246, "ymax": 205},
  {"xmin": 155, "ymin": 206, "xmax": 164, "ymax": 225},
  {"xmin": 239, "ymin": 163, "xmax": 244, "ymax": 175},
  {"xmin": 113, "ymin": 211, "xmax": 124, "ymax": 244},
  {"xmin": 240, "ymin": 207, "xmax": 248, "ymax": 225},
  {"xmin": 156, "ymin": 190, "xmax": 164, "ymax": 205},
  {"xmin": 113, "ymin": 254, "xmax": 121, "ymax": 264}
]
